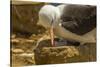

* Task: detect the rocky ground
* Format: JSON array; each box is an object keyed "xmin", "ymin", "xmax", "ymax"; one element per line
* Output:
[
  {"xmin": 11, "ymin": 33, "xmax": 43, "ymax": 66},
  {"xmin": 11, "ymin": 33, "xmax": 96, "ymax": 67}
]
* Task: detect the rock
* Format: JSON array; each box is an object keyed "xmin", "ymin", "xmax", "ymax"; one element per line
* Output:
[
  {"xmin": 18, "ymin": 53, "xmax": 35, "ymax": 64},
  {"xmin": 12, "ymin": 48, "xmax": 24, "ymax": 54},
  {"xmin": 11, "ymin": 39, "xmax": 20, "ymax": 44},
  {"xmin": 11, "ymin": 34, "xmax": 16, "ymax": 39},
  {"xmin": 11, "ymin": 3, "xmax": 46, "ymax": 35},
  {"xmin": 12, "ymin": 53, "xmax": 35, "ymax": 67},
  {"xmin": 25, "ymin": 40, "xmax": 35, "ymax": 43},
  {"xmin": 11, "ymin": 38, "xmax": 36, "ymax": 52}
]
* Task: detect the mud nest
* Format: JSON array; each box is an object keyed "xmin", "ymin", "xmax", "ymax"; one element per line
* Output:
[{"xmin": 34, "ymin": 39, "xmax": 96, "ymax": 65}]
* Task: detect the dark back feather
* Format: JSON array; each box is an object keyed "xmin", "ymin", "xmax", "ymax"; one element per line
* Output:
[{"xmin": 61, "ymin": 5, "xmax": 96, "ymax": 35}]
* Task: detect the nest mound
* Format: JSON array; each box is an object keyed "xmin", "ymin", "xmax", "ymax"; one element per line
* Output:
[{"xmin": 34, "ymin": 39, "xmax": 96, "ymax": 65}]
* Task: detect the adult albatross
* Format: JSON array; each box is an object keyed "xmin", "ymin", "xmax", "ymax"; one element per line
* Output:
[{"xmin": 37, "ymin": 4, "xmax": 96, "ymax": 47}]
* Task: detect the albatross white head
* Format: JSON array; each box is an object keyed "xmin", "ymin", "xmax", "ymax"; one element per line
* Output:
[{"xmin": 37, "ymin": 5, "xmax": 60, "ymax": 29}]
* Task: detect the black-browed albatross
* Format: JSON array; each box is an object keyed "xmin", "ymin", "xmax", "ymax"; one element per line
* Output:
[{"xmin": 37, "ymin": 4, "xmax": 96, "ymax": 47}]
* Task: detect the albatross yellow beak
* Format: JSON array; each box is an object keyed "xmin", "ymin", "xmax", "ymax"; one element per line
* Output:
[{"xmin": 50, "ymin": 25, "xmax": 55, "ymax": 47}]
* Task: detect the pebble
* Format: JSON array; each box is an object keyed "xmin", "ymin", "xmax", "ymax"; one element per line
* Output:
[{"xmin": 12, "ymin": 49, "xmax": 24, "ymax": 54}]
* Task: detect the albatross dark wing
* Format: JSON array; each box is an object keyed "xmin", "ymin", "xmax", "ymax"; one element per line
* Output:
[{"xmin": 61, "ymin": 5, "xmax": 96, "ymax": 35}]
